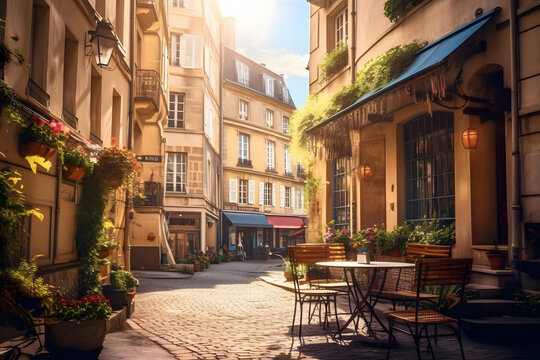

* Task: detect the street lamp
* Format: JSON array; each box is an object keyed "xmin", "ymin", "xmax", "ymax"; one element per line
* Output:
[{"xmin": 88, "ymin": 20, "xmax": 117, "ymax": 68}]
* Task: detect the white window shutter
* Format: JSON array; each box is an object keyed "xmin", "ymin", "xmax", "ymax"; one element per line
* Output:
[
  {"xmin": 248, "ymin": 180, "xmax": 255, "ymax": 204},
  {"xmin": 279, "ymin": 185, "xmax": 285, "ymax": 208},
  {"xmin": 193, "ymin": 35, "xmax": 203, "ymax": 68},
  {"xmin": 259, "ymin": 182, "xmax": 264, "ymax": 205},
  {"xmin": 180, "ymin": 34, "xmax": 202, "ymax": 68},
  {"xmin": 301, "ymin": 192, "xmax": 304, "ymax": 209},
  {"xmin": 272, "ymin": 183, "xmax": 276, "ymax": 207},
  {"xmin": 229, "ymin": 179, "xmax": 237, "ymax": 203},
  {"xmin": 180, "ymin": 35, "xmax": 190, "ymax": 68},
  {"xmin": 291, "ymin": 187, "xmax": 296, "ymax": 209}
]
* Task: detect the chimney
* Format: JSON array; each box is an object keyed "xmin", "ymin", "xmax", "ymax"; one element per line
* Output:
[{"xmin": 222, "ymin": 17, "xmax": 236, "ymax": 50}]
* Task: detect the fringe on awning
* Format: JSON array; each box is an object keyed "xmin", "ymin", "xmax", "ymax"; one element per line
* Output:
[{"xmin": 308, "ymin": 66, "xmax": 447, "ymax": 160}]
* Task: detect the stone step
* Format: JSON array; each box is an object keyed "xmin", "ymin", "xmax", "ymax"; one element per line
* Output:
[
  {"xmin": 470, "ymin": 265, "xmax": 519, "ymax": 287},
  {"xmin": 465, "ymin": 283, "xmax": 517, "ymax": 299}
]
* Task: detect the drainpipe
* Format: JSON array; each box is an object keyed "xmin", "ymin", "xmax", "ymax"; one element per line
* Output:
[
  {"xmin": 350, "ymin": 0, "xmax": 356, "ymax": 84},
  {"xmin": 509, "ymin": 0, "xmax": 521, "ymax": 280},
  {"xmin": 123, "ymin": 0, "xmax": 136, "ymax": 271},
  {"xmin": 219, "ymin": 43, "xmax": 224, "ymax": 251}
]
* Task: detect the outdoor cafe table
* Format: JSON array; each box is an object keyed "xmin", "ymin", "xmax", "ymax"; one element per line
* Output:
[{"xmin": 315, "ymin": 261, "xmax": 415, "ymax": 338}]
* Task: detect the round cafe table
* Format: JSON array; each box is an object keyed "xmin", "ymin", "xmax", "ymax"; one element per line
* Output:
[{"xmin": 316, "ymin": 261, "xmax": 415, "ymax": 337}]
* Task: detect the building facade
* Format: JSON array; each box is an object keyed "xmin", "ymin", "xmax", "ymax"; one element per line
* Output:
[
  {"xmin": 222, "ymin": 47, "xmax": 306, "ymax": 258},
  {"xmin": 0, "ymin": 0, "xmax": 133, "ymax": 293},
  {"xmin": 305, "ymin": 0, "xmax": 540, "ymax": 288},
  {"xmin": 130, "ymin": 0, "xmax": 170, "ymax": 271},
  {"xmin": 164, "ymin": 0, "xmax": 222, "ymax": 261}
]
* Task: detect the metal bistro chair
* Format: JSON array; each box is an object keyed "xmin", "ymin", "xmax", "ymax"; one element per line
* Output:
[
  {"xmin": 384, "ymin": 258, "xmax": 472, "ymax": 360},
  {"xmin": 287, "ymin": 246, "xmax": 341, "ymax": 340}
]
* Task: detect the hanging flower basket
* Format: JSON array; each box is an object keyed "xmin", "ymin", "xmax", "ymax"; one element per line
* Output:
[
  {"xmin": 63, "ymin": 164, "xmax": 86, "ymax": 181},
  {"xmin": 45, "ymin": 318, "xmax": 106, "ymax": 356},
  {"xmin": 18, "ymin": 141, "xmax": 56, "ymax": 159},
  {"xmin": 98, "ymin": 139, "xmax": 139, "ymax": 189}
]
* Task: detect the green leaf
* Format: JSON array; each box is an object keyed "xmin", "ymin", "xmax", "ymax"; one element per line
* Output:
[{"xmin": 25, "ymin": 155, "xmax": 52, "ymax": 173}]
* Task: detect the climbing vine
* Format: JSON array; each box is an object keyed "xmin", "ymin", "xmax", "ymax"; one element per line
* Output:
[
  {"xmin": 384, "ymin": 0, "xmax": 424, "ymax": 23},
  {"xmin": 319, "ymin": 41, "xmax": 348, "ymax": 82}
]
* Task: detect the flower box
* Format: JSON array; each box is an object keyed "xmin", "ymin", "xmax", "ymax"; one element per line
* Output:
[
  {"xmin": 98, "ymin": 248, "xmax": 116, "ymax": 259},
  {"xmin": 63, "ymin": 164, "xmax": 86, "ymax": 181},
  {"xmin": 45, "ymin": 318, "xmax": 106, "ymax": 356},
  {"xmin": 18, "ymin": 141, "xmax": 56, "ymax": 159}
]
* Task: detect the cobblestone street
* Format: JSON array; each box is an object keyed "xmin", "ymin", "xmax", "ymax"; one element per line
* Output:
[{"xmin": 126, "ymin": 260, "xmax": 540, "ymax": 360}]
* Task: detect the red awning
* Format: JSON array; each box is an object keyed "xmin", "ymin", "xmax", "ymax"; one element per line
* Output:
[
  {"xmin": 265, "ymin": 215, "xmax": 304, "ymax": 229},
  {"xmin": 289, "ymin": 228, "xmax": 305, "ymax": 238}
]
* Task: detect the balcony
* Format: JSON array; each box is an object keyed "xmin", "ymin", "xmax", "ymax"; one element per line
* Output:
[
  {"xmin": 135, "ymin": 69, "xmax": 161, "ymax": 111},
  {"xmin": 266, "ymin": 167, "xmax": 277, "ymax": 173},
  {"xmin": 136, "ymin": 0, "xmax": 159, "ymax": 31},
  {"xmin": 237, "ymin": 158, "xmax": 252, "ymax": 167},
  {"xmin": 284, "ymin": 171, "xmax": 293, "ymax": 177},
  {"xmin": 297, "ymin": 164, "xmax": 306, "ymax": 178},
  {"xmin": 134, "ymin": 181, "xmax": 162, "ymax": 207}
]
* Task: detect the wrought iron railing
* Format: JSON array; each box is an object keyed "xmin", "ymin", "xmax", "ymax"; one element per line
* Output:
[
  {"xmin": 237, "ymin": 158, "xmax": 252, "ymax": 167},
  {"xmin": 135, "ymin": 69, "xmax": 161, "ymax": 110},
  {"xmin": 134, "ymin": 181, "xmax": 162, "ymax": 207},
  {"xmin": 26, "ymin": 78, "xmax": 50, "ymax": 107}
]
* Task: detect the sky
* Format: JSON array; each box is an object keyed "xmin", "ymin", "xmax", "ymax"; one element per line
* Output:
[{"xmin": 216, "ymin": 0, "xmax": 310, "ymax": 108}]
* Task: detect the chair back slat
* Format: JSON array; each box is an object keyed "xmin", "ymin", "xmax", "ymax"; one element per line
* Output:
[
  {"xmin": 414, "ymin": 258, "xmax": 472, "ymax": 287},
  {"xmin": 297, "ymin": 242, "xmax": 347, "ymax": 262},
  {"xmin": 405, "ymin": 243, "xmax": 452, "ymax": 261}
]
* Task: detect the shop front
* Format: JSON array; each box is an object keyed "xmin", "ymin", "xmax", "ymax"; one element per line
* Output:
[
  {"xmin": 265, "ymin": 215, "xmax": 306, "ymax": 255},
  {"xmin": 223, "ymin": 211, "xmax": 273, "ymax": 259}
]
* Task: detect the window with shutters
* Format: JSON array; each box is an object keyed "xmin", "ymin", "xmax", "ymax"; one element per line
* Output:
[
  {"xmin": 229, "ymin": 178, "xmax": 237, "ymax": 203},
  {"xmin": 180, "ymin": 34, "xmax": 203, "ymax": 69},
  {"xmin": 248, "ymin": 180, "xmax": 255, "ymax": 204},
  {"xmin": 166, "ymin": 152, "xmax": 187, "ymax": 193},
  {"xmin": 239, "ymin": 99, "xmax": 248, "ymax": 120},
  {"xmin": 265, "ymin": 109, "xmax": 274, "ymax": 128},
  {"xmin": 236, "ymin": 60, "xmax": 249, "ymax": 86},
  {"xmin": 168, "ymin": 93, "xmax": 184, "ymax": 128},
  {"xmin": 204, "ymin": 92, "xmax": 213, "ymax": 141},
  {"xmin": 285, "ymin": 187, "xmax": 291, "ymax": 208},
  {"xmin": 238, "ymin": 179, "xmax": 248, "ymax": 204},
  {"xmin": 297, "ymin": 191, "xmax": 303, "ymax": 210},
  {"xmin": 282, "ymin": 116, "xmax": 289, "ymax": 134},
  {"xmin": 263, "ymin": 74, "xmax": 275, "ymax": 97},
  {"xmin": 264, "ymin": 183, "xmax": 273, "ymax": 206},
  {"xmin": 266, "ymin": 140, "xmax": 275, "ymax": 171},
  {"xmin": 171, "ymin": 33, "xmax": 181, "ymax": 66}
]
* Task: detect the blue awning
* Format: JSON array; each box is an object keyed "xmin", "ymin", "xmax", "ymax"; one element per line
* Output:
[
  {"xmin": 223, "ymin": 211, "xmax": 273, "ymax": 228},
  {"xmin": 310, "ymin": 7, "xmax": 499, "ymax": 131}
]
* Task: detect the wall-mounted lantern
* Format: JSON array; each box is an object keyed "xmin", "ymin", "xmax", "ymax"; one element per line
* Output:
[
  {"xmin": 461, "ymin": 128, "xmax": 479, "ymax": 150},
  {"xmin": 88, "ymin": 20, "xmax": 117, "ymax": 68},
  {"xmin": 358, "ymin": 165, "xmax": 372, "ymax": 179}
]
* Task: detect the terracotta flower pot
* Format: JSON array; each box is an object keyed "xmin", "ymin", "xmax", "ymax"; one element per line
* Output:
[
  {"xmin": 18, "ymin": 141, "xmax": 56, "ymax": 159},
  {"xmin": 193, "ymin": 263, "xmax": 200, "ymax": 272},
  {"xmin": 45, "ymin": 318, "xmax": 106, "ymax": 356},
  {"xmin": 100, "ymin": 158, "xmax": 125, "ymax": 188},
  {"xmin": 487, "ymin": 252, "xmax": 506, "ymax": 270},
  {"xmin": 63, "ymin": 164, "xmax": 86, "ymax": 181},
  {"xmin": 98, "ymin": 248, "xmax": 115, "ymax": 259}
]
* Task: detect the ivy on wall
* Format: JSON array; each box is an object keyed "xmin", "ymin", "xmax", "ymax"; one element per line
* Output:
[
  {"xmin": 319, "ymin": 41, "xmax": 348, "ymax": 82},
  {"xmin": 384, "ymin": 0, "xmax": 424, "ymax": 23}
]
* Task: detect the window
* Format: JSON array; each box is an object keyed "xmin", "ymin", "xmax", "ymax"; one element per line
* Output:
[
  {"xmin": 333, "ymin": 158, "xmax": 350, "ymax": 230},
  {"xmin": 239, "ymin": 99, "xmax": 248, "ymax": 120},
  {"xmin": 297, "ymin": 190, "xmax": 303, "ymax": 210},
  {"xmin": 204, "ymin": 92, "xmax": 213, "ymax": 141},
  {"xmin": 166, "ymin": 153, "xmax": 187, "ymax": 193},
  {"xmin": 238, "ymin": 133, "xmax": 249, "ymax": 164},
  {"xmin": 263, "ymin": 74, "xmax": 275, "ymax": 97},
  {"xmin": 63, "ymin": 28, "xmax": 78, "ymax": 116},
  {"xmin": 404, "ymin": 112, "xmax": 455, "ymax": 221},
  {"xmin": 335, "ymin": 7, "xmax": 348, "ymax": 45},
  {"xmin": 180, "ymin": 34, "xmax": 203, "ymax": 68},
  {"xmin": 171, "ymin": 0, "xmax": 193, "ymax": 9},
  {"xmin": 90, "ymin": 72, "xmax": 101, "ymax": 141},
  {"xmin": 282, "ymin": 86, "xmax": 289, "ymax": 103},
  {"xmin": 239, "ymin": 179, "xmax": 248, "ymax": 204},
  {"xmin": 282, "ymin": 116, "xmax": 289, "ymax": 134},
  {"xmin": 285, "ymin": 187, "xmax": 291, "ymax": 208},
  {"xmin": 168, "ymin": 93, "xmax": 185, "ymax": 128},
  {"xmin": 266, "ymin": 140, "xmax": 275, "ymax": 171},
  {"xmin": 236, "ymin": 60, "xmax": 249, "ymax": 86},
  {"xmin": 29, "ymin": 1, "xmax": 49, "ymax": 102},
  {"xmin": 171, "ymin": 33, "xmax": 181, "ymax": 66},
  {"xmin": 284, "ymin": 145, "xmax": 291, "ymax": 175},
  {"xmin": 111, "ymin": 90, "xmax": 121, "ymax": 142},
  {"xmin": 264, "ymin": 183, "xmax": 273, "ymax": 206},
  {"xmin": 265, "ymin": 109, "xmax": 274, "ymax": 128},
  {"xmin": 229, "ymin": 178, "xmax": 237, "ymax": 203}
]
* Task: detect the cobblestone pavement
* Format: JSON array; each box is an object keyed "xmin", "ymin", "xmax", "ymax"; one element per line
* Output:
[{"xmin": 129, "ymin": 260, "xmax": 540, "ymax": 360}]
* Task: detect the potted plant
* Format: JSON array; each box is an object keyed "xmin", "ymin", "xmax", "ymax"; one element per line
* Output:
[
  {"xmin": 283, "ymin": 261, "xmax": 293, "ymax": 281},
  {"xmin": 96, "ymin": 258, "xmax": 110, "ymax": 278},
  {"xmin": 98, "ymin": 138, "xmax": 139, "ymax": 189},
  {"xmin": 486, "ymin": 246, "xmax": 506, "ymax": 270},
  {"xmin": 352, "ymin": 227, "xmax": 376, "ymax": 263},
  {"xmin": 63, "ymin": 147, "xmax": 94, "ymax": 181},
  {"xmin": 45, "ymin": 293, "xmax": 112, "ymax": 357},
  {"xmin": 98, "ymin": 240, "xmax": 119, "ymax": 258},
  {"xmin": 103, "ymin": 269, "xmax": 138, "ymax": 310},
  {"xmin": 17, "ymin": 116, "xmax": 70, "ymax": 159}
]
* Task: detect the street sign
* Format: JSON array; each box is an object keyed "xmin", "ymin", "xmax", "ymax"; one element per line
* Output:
[{"xmin": 136, "ymin": 155, "xmax": 162, "ymax": 162}]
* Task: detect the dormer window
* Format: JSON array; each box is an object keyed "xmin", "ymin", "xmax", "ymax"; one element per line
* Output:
[
  {"xmin": 263, "ymin": 74, "xmax": 275, "ymax": 97},
  {"xmin": 236, "ymin": 60, "xmax": 249, "ymax": 86}
]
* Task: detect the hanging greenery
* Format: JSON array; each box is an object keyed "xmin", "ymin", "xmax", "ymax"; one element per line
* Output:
[
  {"xmin": 75, "ymin": 167, "xmax": 107, "ymax": 295},
  {"xmin": 319, "ymin": 41, "xmax": 348, "ymax": 82},
  {"xmin": 384, "ymin": 0, "xmax": 424, "ymax": 22},
  {"xmin": 304, "ymin": 177, "xmax": 321, "ymax": 206},
  {"xmin": 290, "ymin": 40, "xmax": 425, "ymax": 160}
]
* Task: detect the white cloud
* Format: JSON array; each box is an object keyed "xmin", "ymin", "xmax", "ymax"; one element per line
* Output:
[{"xmin": 249, "ymin": 49, "xmax": 309, "ymax": 78}]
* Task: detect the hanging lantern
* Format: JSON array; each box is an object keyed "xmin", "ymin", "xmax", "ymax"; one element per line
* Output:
[
  {"xmin": 461, "ymin": 128, "xmax": 479, "ymax": 149},
  {"xmin": 88, "ymin": 20, "xmax": 117, "ymax": 68}
]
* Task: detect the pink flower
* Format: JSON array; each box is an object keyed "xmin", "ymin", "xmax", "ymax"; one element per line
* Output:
[
  {"xmin": 342, "ymin": 230, "xmax": 349, "ymax": 235},
  {"xmin": 366, "ymin": 227, "xmax": 374, "ymax": 234},
  {"xmin": 368, "ymin": 235, "xmax": 374, "ymax": 241}
]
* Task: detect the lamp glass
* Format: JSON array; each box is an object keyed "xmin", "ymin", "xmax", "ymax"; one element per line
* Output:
[{"xmin": 461, "ymin": 128, "xmax": 479, "ymax": 149}]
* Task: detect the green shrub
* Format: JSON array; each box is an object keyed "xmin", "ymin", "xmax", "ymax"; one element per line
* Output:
[
  {"xmin": 408, "ymin": 217, "xmax": 455, "ymax": 245},
  {"xmin": 110, "ymin": 270, "xmax": 139, "ymax": 291},
  {"xmin": 384, "ymin": 0, "xmax": 424, "ymax": 22},
  {"xmin": 319, "ymin": 41, "xmax": 348, "ymax": 82}
]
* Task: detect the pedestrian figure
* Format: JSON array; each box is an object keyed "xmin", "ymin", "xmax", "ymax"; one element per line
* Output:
[{"xmin": 237, "ymin": 232, "xmax": 246, "ymax": 260}]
